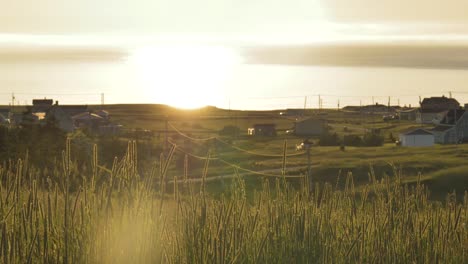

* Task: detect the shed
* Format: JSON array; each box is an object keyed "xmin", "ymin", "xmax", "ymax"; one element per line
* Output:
[{"xmin": 399, "ymin": 129, "xmax": 434, "ymax": 147}]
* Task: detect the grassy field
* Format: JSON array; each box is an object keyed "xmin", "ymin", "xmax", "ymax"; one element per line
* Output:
[
  {"xmin": 1, "ymin": 104, "xmax": 467, "ymax": 262},
  {"xmin": 85, "ymin": 104, "xmax": 468, "ymax": 199},
  {"xmin": 0, "ymin": 140, "xmax": 466, "ymax": 263}
]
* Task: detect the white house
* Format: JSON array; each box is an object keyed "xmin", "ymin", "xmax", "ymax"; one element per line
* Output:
[{"xmin": 399, "ymin": 129, "xmax": 434, "ymax": 147}]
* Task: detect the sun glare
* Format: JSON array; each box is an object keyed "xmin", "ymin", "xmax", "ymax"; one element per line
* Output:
[{"xmin": 129, "ymin": 45, "xmax": 241, "ymax": 109}]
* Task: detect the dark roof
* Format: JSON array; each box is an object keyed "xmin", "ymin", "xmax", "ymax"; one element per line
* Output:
[
  {"xmin": 32, "ymin": 99, "xmax": 53, "ymax": 106},
  {"xmin": 402, "ymin": 129, "xmax": 433, "ymax": 136},
  {"xmin": 439, "ymin": 109, "xmax": 466, "ymax": 125},
  {"xmin": 72, "ymin": 112, "xmax": 104, "ymax": 120},
  {"xmin": 421, "ymin": 96, "xmax": 459, "ymax": 105},
  {"xmin": 431, "ymin": 125, "xmax": 454, "ymax": 132},
  {"xmin": 420, "ymin": 109, "xmax": 447, "ymax": 114}
]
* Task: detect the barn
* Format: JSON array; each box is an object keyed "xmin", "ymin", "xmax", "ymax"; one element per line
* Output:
[{"xmin": 399, "ymin": 129, "xmax": 434, "ymax": 147}]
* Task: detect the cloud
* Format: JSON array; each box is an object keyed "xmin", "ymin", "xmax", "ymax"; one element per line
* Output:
[
  {"xmin": 242, "ymin": 43, "xmax": 468, "ymax": 69},
  {"xmin": 0, "ymin": 46, "xmax": 126, "ymax": 63}
]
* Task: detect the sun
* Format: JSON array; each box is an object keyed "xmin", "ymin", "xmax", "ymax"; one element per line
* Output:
[{"xmin": 129, "ymin": 44, "xmax": 241, "ymax": 109}]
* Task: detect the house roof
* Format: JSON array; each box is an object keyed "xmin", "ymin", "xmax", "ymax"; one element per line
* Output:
[
  {"xmin": 32, "ymin": 99, "xmax": 53, "ymax": 106},
  {"xmin": 431, "ymin": 125, "xmax": 454, "ymax": 132},
  {"xmin": 94, "ymin": 109, "xmax": 109, "ymax": 117},
  {"xmin": 72, "ymin": 112, "xmax": 104, "ymax": 120},
  {"xmin": 401, "ymin": 128, "xmax": 433, "ymax": 136},
  {"xmin": 421, "ymin": 96, "xmax": 459, "ymax": 106},
  {"xmin": 439, "ymin": 109, "xmax": 466, "ymax": 125}
]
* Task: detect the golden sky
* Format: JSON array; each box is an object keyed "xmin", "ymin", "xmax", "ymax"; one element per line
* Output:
[
  {"xmin": 2, "ymin": 1, "xmax": 468, "ymax": 109},
  {"xmin": 2, "ymin": 0, "xmax": 468, "ymax": 38}
]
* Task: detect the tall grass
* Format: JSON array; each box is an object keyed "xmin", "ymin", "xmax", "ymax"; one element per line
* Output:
[{"xmin": 0, "ymin": 140, "xmax": 466, "ymax": 263}]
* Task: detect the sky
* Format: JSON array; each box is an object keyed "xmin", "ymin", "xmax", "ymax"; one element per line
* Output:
[
  {"xmin": 3, "ymin": 0, "xmax": 468, "ymax": 37},
  {"xmin": 2, "ymin": 1, "xmax": 468, "ymax": 109}
]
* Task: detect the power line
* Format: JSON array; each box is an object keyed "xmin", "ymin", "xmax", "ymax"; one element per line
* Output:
[
  {"xmin": 169, "ymin": 140, "xmax": 218, "ymax": 160},
  {"xmin": 215, "ymin": 137, "xmax": 306, "ymax": 157},
  {"xmin": 170, "ymin": 141, "xmax": 303, "ymax": 178},
  {"xmin": 168, "ymin": 122, "xmax": 216, "ymax": 141},
  {"xmin": 217, "ymin": 159, "xmax": 304, "ymax": 178},
  {"xmin": 169, "ymin": 122, "xmax": 307, "ymax": 158}
]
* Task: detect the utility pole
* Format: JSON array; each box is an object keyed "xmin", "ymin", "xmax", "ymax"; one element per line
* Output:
[
  {"xmin": 303, "ymin": 96, "xmax": 307, "ymax": 116},
  {"xmin": 388, "ymin": 96, "xmax": 391, "ymax": 114},
  {"xmin": 318, "ymin": 94, "xmax": 321, "ymax": 113},
  {"xmin": 449, "ymin": 91, "xmax": 452, "ymax": 98}
]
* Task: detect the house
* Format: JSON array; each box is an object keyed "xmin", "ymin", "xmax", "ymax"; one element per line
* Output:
[
  {"xmin": 399, "ymin": 129, "xmax": 434, "ymax": 147},
  {"xmin": 417, "ymin": 96, "xmax": 460, "ymax": 124},
  {"xmin": 398, "ymin": 108, "xmax": 418, "ymax": 121},
  {"xmin": 416, "ymin": 109, "xmax": 448, "ymax": 124},
  {"xmin": 94, "ymin": 109, "xmax": 110, "ymax": 120},
  {"xmin": 249, "ymin": 124, "xmax": 276, "ymax": 136},
  {"xmin": 420, "ymin": 96, "xmax": 459, "ymax": 111},
  {"xmin": 72, "ymin": 112, "xmax": 107, "ymax": 132},
  {"xmin": 294, "ymin": 117, "xmax": 326, "ymax": 136},
  {"xmin": 32, "ymin": 99, "xmax": 53, "ymax": 112},
  {"xmin": 432, "ymin": 109, "xmax": 468, "ymax": 144},
  {"xmin": 45, "ymin": 105, "xmax": 75, "ymax": 132},
  {"xmin": 0, "ymin": 108, "xmax": 10, "ymax": 124},
  {"xmin": 21, "ymin": 111, "xmax": 40, "ymax": 126}
]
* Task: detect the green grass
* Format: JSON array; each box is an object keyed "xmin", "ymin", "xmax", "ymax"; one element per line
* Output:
[{"xmin": 0, "ymin": 139, "xmax": 466, "ymax": 263}]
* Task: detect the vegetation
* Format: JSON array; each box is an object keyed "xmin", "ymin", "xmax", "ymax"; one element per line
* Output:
[
  {"xmin": 218, "ymin": 125, "xmax": 241, "ymax": 137},
  {"xmin": 0, "ymin": 139, "xmax": 466, "ymax": 263}
]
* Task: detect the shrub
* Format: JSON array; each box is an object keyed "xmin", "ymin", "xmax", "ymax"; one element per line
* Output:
[
  {"xmin": 318, "ymin": 132, "xmax": 341, "ymax": 146},
  {"xmin": 343, "ymin": 134, "xmax": 363, "ymax": 146},
  {"xmin": 363, "ymin": 133, "xmax": 385, "ymax": 146},
  {"xmin": 219, "ymin": 125, "xmax": 240, "ymax": 137}
]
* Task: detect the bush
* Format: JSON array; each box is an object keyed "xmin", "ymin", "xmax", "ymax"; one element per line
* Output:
[
  {"xmin": 362, "ymin": 133, "xmax": 385, "ymax": 146},
  {"xmin": 318, "ymin": 132, "xmax": 341, "ymax": 146},
  {"xmin": 219, "ymin": 125, "xmax": 240, "ymax": 137},
  {"xmin": 343, "ymin": 134, "xmax": 363, "ymax": 146}
]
